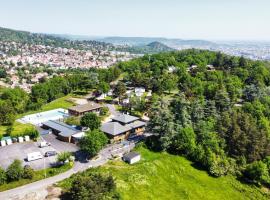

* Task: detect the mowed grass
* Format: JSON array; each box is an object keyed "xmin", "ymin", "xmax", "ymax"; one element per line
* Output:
[
  {"xmin": 0, "ymin": 95, "xmax": 75, "ymax": 135},
  {"xmin": 96, "ymin": 147, "xmax": 269, "ymax": 200}
]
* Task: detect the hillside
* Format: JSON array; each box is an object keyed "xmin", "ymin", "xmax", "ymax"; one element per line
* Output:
[
  {"xmin": 0, "ymin": 27, "xmax": 113, "ymax": 51},
  {"xmin": 60, "ymin": 147, "xmax": 269, "ymax": 200},
  {"xmin": 96, "ymin": 36, "xmax": 216, "ymax": 47},
  {"xmin": 116, "ymin": 41, "xmax": 175, "ymax": 54}
]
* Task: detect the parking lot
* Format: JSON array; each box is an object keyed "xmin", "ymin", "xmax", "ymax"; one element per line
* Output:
[
  {"xmin": 0, "ymin": 141, "xmax": 56, "ymax": 170},
  {"xmin": 0, "ymin": 133, "xmax": 79, "ymax": 170},
  {"xmin": 41, "ymin": 133, "xmax": 79, "ymax": 152}
]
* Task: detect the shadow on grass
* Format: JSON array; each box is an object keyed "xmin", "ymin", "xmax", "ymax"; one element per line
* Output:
[{"xmin": 144, "ymin": 135, "xmax": 163, "ymax": 152}]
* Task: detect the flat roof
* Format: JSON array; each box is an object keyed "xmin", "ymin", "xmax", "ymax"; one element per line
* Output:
[
  {"xmin": 42, "ymin": 120, "xmax": 79, "ymax": 137},
  {"xmin": 112, "ymin": 114, "xmax": 139, "ymax": 124},
  {"xmin": 68, "ymin": 102, "xmax": 102, "ymax": 113},
  {"xmin": 123, "ymin": 152, "xmax": 140, "ymax": 160}
]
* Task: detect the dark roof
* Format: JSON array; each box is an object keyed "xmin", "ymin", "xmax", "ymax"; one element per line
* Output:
[
  {"xmin": 112, "ymin": 114, "xmax": 139, "ymax": 124},
  {"xmin": 101, "ymin": 122, "xmax": 131, "ymax": 136},
  {"xmin": 68, "ymin": 102, "xmax": 102, "ymax": 113},
  {"xmin": 123, "ymin": 152, "xmax": 140, "ymax": 160},
  {"xmin": 42, "ymin": 120, "xmax": 79, "ymax": 137},
  {"xmin": 127, "ymin": 120, "xmax": 146, "ymax": 129}
]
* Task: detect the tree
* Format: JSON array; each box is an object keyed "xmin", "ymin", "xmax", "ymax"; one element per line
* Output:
[
  {"xmin": 0, "ymin": 68, "xmax": 7, "ymax": 78},
  {"xmin": 98, "ymin": 81, "xmax": 110, "ymax": 94},
  {"xmin": 0, "ymin": 100, "xmax": 15, "ymax": 125},
  {"xmin": 114, "ymin": 82, "xmax": 126, "ymax": 103},
  {"xmin": 0, "ymin": 167, "xmax": 6, "ymax": 185},
  {"xmin": 79, "ymin": 129, "xmax": 108, "ymax": 158},
  {"xmin": 1, "ymin": 87, "xmax": 29, "ymax": 113},
  {"xmin": 171, "ymin": 126, "xmax": 196, "ymax": 156},
  {"xmin": 147, "ymin": 99, "xmax": 177, "ymax": 150},
  {"xmin": 6, "ymin": 159, "xmax": 24, "ymax": 181},
  {"xmin": 69, "ymin": 171, "xmax": 118, "ymax": 200},
  {"xmin": 80, "ymin": 112, "xmax": 101, "ymax": 130}
]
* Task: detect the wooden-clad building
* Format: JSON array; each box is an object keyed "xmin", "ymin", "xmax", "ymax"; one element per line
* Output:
[{"xmin": 68, "ymin": 102, "xmax": 103, "ymax": 116}]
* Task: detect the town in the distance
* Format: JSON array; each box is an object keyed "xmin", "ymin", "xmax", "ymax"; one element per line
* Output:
[{"xmin": 0, "ymin": 22, "xmax": 270, "ymax": 200}]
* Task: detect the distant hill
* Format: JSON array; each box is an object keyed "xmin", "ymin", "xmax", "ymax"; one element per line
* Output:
[
  {"xmin": 115, "ymin": 41, "xmax": 175, "ymax": 54},
  {"xmin": 0, "ymin": 27, "xmax": 113, "ymax": 51},
  {"xmin": 95, "ymin": 36, "xmax": 216, "ymax": 48},
  {"xmin": 54, "ymin": 35, "xmax": 217, "ymax": 49},
  {"xmin": 146, "ymin": 41, "xmax": 174, "ymax": 51}
]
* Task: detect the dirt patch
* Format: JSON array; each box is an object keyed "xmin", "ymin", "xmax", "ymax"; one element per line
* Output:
[
  {"xmin": 45, "ymin": 186, "xmax": 62, "ymax": 200},
  {"xmin": 68, "ymin": 98, "xmax": 88, "ymax": 105}
]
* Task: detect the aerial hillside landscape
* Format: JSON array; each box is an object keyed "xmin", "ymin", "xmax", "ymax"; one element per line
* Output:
[{"xmin": 1, "ymin": 1, "xmax": 270, "ymax": 200}]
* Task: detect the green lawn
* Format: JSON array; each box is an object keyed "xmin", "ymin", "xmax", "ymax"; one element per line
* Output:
[
  {"xmin": 61, "ymin": 147, "xmax": 269, "ymax": 200},
  {"xmin": 0, "ymin": 95, "xmax": 75, "ymax": 136},
  {"xmin": 0, "ymin": 121, "xmax": 34, "ymax": 137},
  {"xmin": 0, "ymin": 163, "xmax": 72, "ymax": 192}
]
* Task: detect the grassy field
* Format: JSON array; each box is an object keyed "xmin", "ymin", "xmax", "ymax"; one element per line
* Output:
[
  {"xmin": 60, "ymin": 147, "xmax": 270, "ymax": 200},
  {"xmin": 0, "ymin": 95, "xmax": 75, "ymax": 136},
  {"xmin": 0, "ymin": 163, "xmax": 72, "ymax": 192}
]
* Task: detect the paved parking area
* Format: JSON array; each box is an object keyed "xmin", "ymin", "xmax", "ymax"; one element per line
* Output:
[
  {"xmin": 0, "ymin": 142, "xmax": 56, "ymax": 170},
  {"xmin": 41, "ymin": 133, "xmax": 79, "ymax": 153}
]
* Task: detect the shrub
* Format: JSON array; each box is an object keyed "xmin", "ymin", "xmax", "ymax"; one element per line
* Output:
[
  {"xmin": 23, "ymin": 165, "xmax": 34, "ymax": 179},
  {"xmin": 24, "ymin": 128, "xmax": 39, "ymax": 140},
  {"xmin": 0, "ymin": 167, "xmax": 7, "ymax": 185},
  {"xmin": 243, "ymin": 161, "xmax": 270, "ymax": 186},
  {"xmin": 57, "ymin": 152, "xmax": 72, "ymax": 164},
  {"xmin": 100, "ymin": 107, "xmax": 109, "ymax": 116},
  {"xmin": 6, "ymin": 159, "xmax": 24, "ymax": 181},
  {"xmin": 65, "ymin": 116, "xmax": 80, "ymax": 126}
]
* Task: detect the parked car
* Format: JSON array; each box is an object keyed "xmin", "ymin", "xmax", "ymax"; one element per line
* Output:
[
  {"xmin": 39, "ymin": 141, "xmax": 51, "ymax": 148},
  {"xmin": 45, "ymin": 151, "xmax": 57, "ymax": 157}
]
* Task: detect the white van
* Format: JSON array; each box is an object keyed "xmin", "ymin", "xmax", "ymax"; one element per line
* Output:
[
  {"xmin": 39, "ymin": 142, "xmax": 51, "ymax": 148},
  {"xmin": 27, "ymin": 152, "xmax": 43, "ymax": 161}
]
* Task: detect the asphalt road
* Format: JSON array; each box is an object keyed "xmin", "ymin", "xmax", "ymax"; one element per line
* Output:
[{"xmin": 0, "ymin": 141, "xmax": 135, "ymax": 199}]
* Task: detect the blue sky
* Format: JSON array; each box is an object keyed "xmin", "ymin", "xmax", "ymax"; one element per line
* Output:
[{"xmin": 0, "ymin": 0, "xmax": 269, "ymax": 40}]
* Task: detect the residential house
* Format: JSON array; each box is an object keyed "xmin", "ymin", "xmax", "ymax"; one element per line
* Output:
[
  {"xmin": 101, "ymin": 114, "xmax": 146, "ymax": 142},
  {"xmin": 68, "ymin": 102, "xmax": 103, "ymax": 116}
]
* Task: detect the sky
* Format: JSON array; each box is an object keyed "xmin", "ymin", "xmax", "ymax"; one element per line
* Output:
[{"xmin": 0, "ymin": 0, "xmax": 269, "ymax": 41}]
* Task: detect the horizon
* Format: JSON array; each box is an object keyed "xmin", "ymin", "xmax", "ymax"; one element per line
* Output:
[
  {"xmin": 2, "ymin": 26, "xmax": 270, "ymax": 43},
  {"xmin": 0, "ymin": 0, "xmax": 270, "ymax": 41}
]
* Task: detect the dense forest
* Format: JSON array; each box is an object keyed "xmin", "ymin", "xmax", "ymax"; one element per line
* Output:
[{"xmin": 116, "ymin": 49, "xmax": 270, "ymax": 186}]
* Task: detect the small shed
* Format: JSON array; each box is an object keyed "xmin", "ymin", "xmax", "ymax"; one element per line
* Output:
[{"xmin": 123, "ymin": 152, "xmax": 141, "ymax": 164}]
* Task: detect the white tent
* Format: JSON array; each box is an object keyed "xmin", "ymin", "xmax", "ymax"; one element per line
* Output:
[
  {"xmin": 6, "ymin": 139, "xmax": 12, "ymax": 145},
  {"xmin": 18, "ymin": 137, "xmax": 24, "ymax": 143},
  {"xmin": 24, "ymin": 135, "xmax": 30, "ymax": 142}
]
